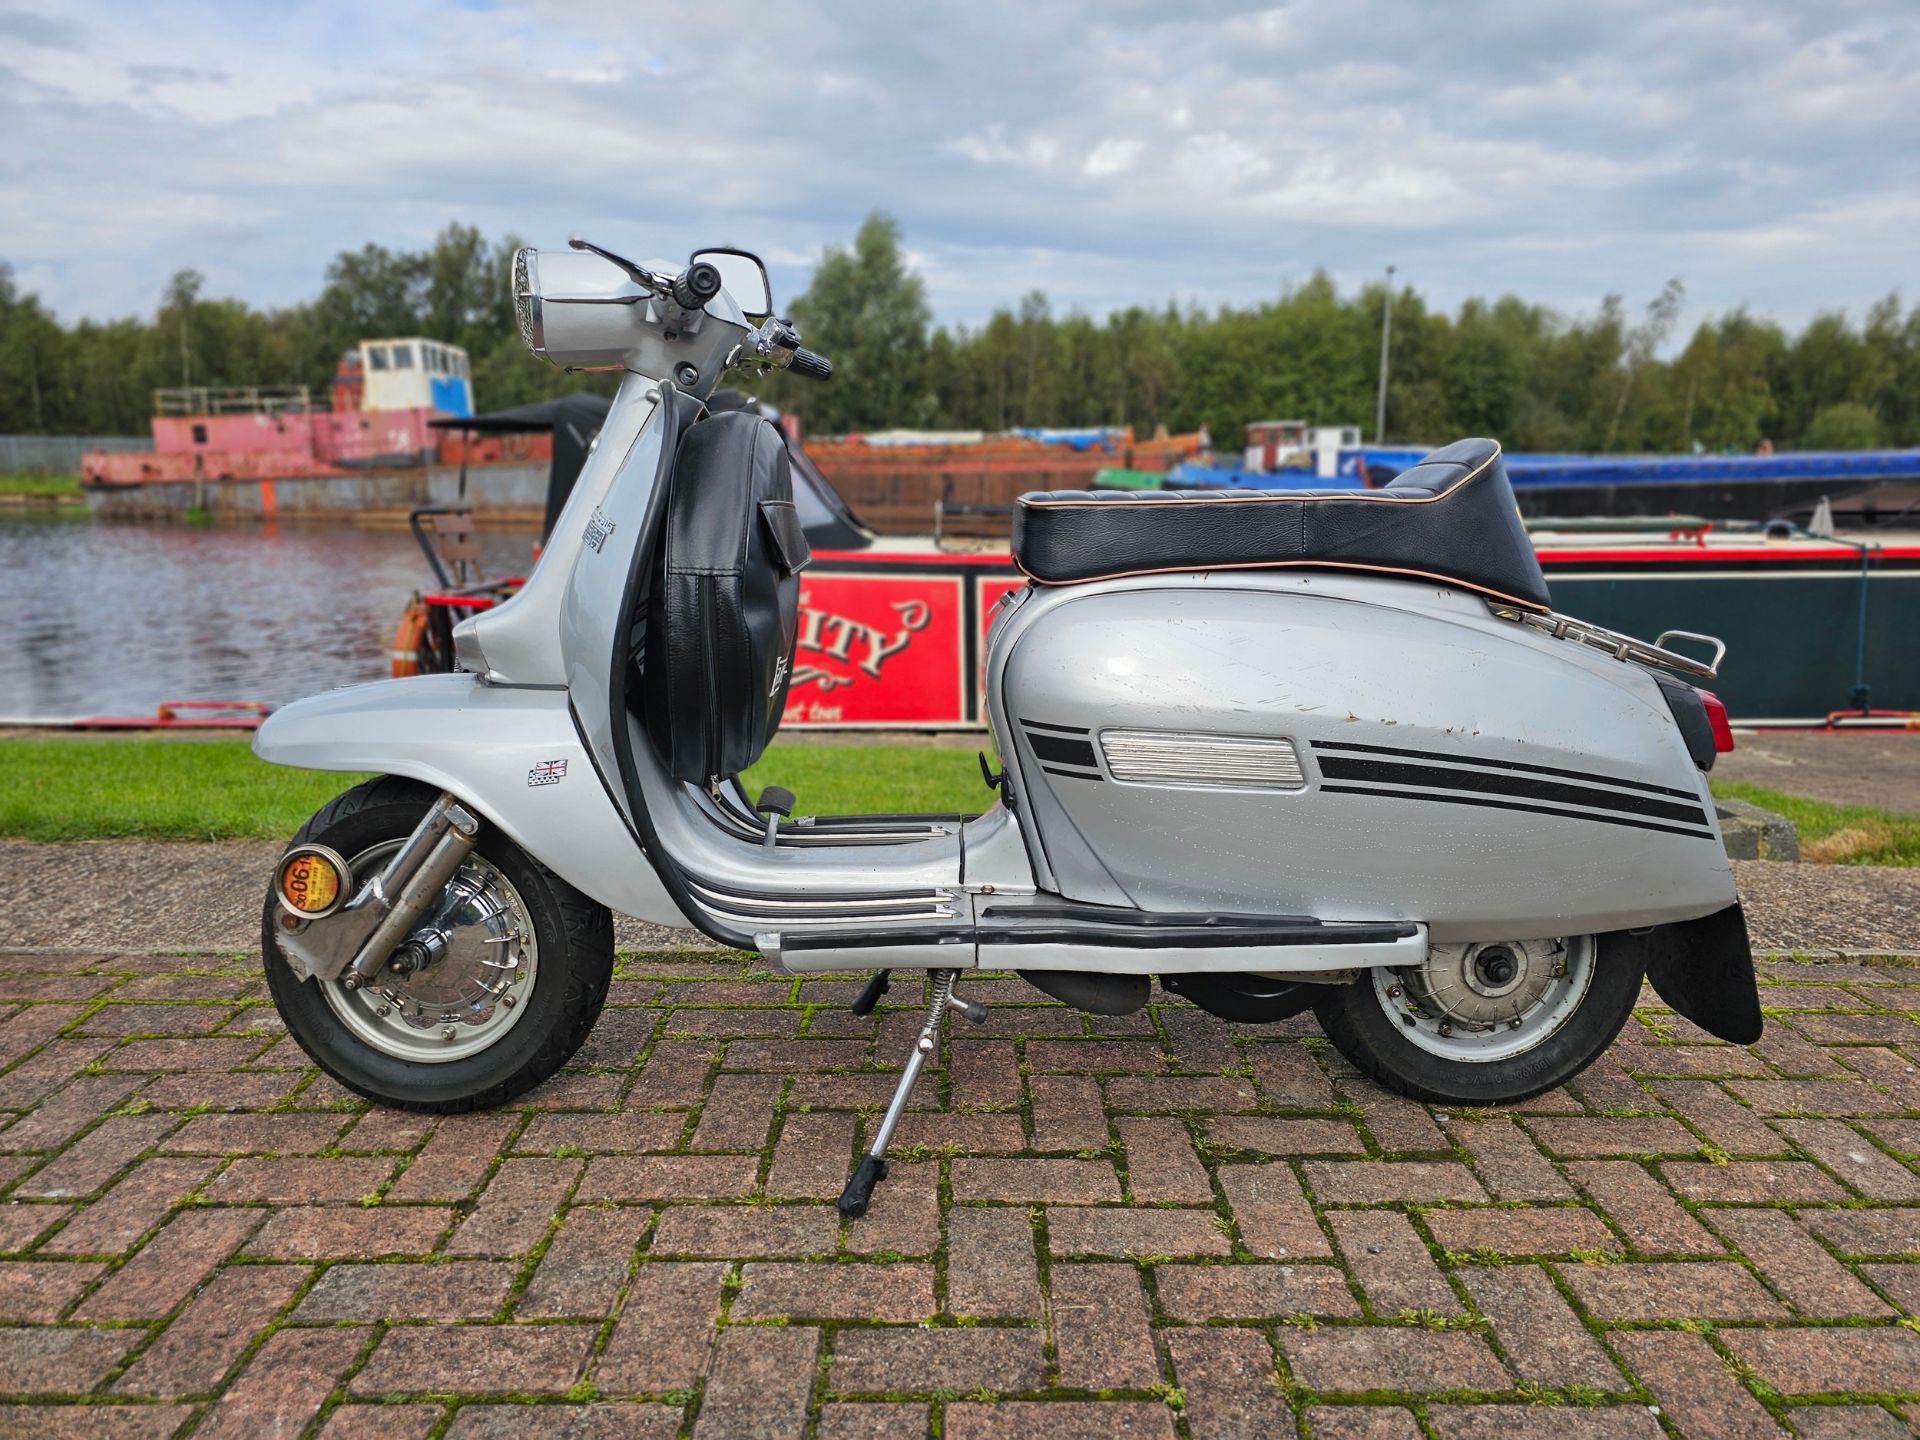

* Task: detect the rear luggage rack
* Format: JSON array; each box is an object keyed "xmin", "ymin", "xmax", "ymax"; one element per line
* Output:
[{"xmin": 1489, "ymin": 605, "xmax": 1723, "ymax": 679}]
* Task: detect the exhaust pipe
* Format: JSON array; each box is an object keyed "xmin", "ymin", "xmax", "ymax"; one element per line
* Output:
[{"xmin": 273, "ymin": 795, "xmax": 481, "ymax": 985}]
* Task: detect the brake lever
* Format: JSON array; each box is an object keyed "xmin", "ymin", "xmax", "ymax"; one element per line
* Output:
[{"xmin": 568, "ymin": 237, "xmax": 665, "ymax": 294}]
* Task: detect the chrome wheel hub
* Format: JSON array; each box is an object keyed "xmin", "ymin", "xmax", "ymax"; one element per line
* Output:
[
  {"xmin": 320, "ymin": 842, "xmax": 538, "ymax": 1064},
  {"xmin": 1374, "ymin": 935, "xmax": 1595, "ymax": 1063}
]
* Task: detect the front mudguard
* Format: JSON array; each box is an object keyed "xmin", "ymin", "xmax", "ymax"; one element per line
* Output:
[
  {"xmin": 254, "ymin": 674, "xmax": 688, "ymax": 928},
  {"xmin": 1636, "ymin": 903, "xmax": 1763, "ymax": 1045}
]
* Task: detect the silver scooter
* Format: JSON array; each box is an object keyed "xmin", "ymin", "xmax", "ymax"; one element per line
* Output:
[{"xmin": 255, "ymin": 240, "xmax": 1761, "ymax": 1216}]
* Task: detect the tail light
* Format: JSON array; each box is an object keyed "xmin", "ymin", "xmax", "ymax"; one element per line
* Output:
[
  {"xmin": 1649, "ymin": 672, "xmax": 1721, "ymax": 770},
  {"xmin": 1697, "ymin": 688, "xmax": 1735, "ymax": 753}
]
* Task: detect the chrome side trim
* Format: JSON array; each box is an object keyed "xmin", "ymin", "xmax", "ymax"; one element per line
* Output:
[
  {"xmin": 699, "ymin": 904, "xmax": 959, "ymax": 928},
  {"xmin": 686, "ymin": 878, "xmax": 959, "ymax": 928},
  {"xmin": 1100, "ymin": 730, "xmax": 1306, "ymax": 789}
]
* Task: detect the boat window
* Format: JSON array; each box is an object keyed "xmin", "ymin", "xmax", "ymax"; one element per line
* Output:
[
  {"xmin": 428, "ymin": 345, "xmax": 444, "ymax": 373},
  {"xmin": 367, "ymin": 346, "xmax": 391, "ymax": 371},
  {"xmin": 392, "ymin": 344, "xmax": 415, "ymax": 370}
]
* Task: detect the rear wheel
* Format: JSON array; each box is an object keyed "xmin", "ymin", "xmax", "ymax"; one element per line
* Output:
[
  {"xmin": 262, "ymin": 777, "xmax": 614, "ymax": 1112},
  {"xmin": 1312, "ymin": 933, "xmax": 1641, "ymax": 1105}
]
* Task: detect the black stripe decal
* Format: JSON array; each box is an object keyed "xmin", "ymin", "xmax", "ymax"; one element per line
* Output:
[
  {"xmin": 1321, "ymin": 785, "xmax": 1714, "ymax": 839},
  {"xmin": 1310, "ymin": 739, "xmax": 1698, "ymax": 801},
  {"xmin": 1020, "ymin": 718, "xmax": 1090, "ymax": 735},
  {"xmin": 1317, "ymin": 756, "xmax": 1707, "ymax": 825},
  {"xmin": 1028, "ymin": 732, "xmax": 1099, "ymax": 767},
  {"xmin": 1041, "ymin": 765, "xmax": 1104, "ymax": 782}
]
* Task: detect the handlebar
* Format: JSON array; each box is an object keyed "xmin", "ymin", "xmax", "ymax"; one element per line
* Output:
[{"xmin": 787, "ymin": 347, "xmax": 833, "ymax": 381}]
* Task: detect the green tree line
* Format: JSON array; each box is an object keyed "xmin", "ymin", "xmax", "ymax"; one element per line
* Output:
[
  {"xmin": 0, "ymin": 225, "xmax": 600, "ymax": 440},
  {"xmin": 4, "ymin": 214, "xmax": 1916, "ymax": 455}
]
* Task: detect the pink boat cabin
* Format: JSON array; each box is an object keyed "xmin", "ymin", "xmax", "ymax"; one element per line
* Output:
[{"xmin": 85, "ymin": 339, "xmax": 475, "ymax": 485}]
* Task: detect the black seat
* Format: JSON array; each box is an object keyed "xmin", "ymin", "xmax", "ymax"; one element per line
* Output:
[{"xmin": 1010, "ymin": 438, "xmax": 1550, "ymax": 609}]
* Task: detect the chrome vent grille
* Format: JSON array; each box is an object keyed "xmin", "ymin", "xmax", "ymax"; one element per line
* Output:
[{"xmin": 1099, "ymin": 730, "xmax": 1306, "ymax": 790}]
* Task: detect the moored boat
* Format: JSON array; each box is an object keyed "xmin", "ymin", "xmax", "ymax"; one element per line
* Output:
[{"xmin": 389, "ymin": 400, "xmax": 1920, "ymax": 725}]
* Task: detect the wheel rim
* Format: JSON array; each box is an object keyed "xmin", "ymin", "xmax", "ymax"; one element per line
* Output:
[
  {"xmin": 1371, "ymin": 935, "xmax": 1596, "ymax": 1063},
  {"xmin": 318, "ymin": 841, "xmax": 539, "ymax": 1064}
]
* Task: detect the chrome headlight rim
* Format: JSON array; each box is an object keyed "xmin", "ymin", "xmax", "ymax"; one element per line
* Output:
[{"xmin": 512, "ymin": 247, "xmax": 548, "ymax": 362}]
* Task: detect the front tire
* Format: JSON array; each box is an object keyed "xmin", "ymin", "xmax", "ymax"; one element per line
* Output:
[
  {"xmin": 1312, "ymin": 933, "xmax": 1642, "ymax": 1106},
  {"xmin": 263, "ymin": 776, "xmax": 614, "ymax": 1112}
]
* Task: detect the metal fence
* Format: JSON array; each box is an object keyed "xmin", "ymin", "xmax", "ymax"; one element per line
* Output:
[{"xmin": 0, "ymin": 435, "xmax": 148, "ymax": 473}]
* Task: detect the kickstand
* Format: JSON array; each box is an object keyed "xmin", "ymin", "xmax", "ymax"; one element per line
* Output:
[{"xmin": 839, "ymin": 969, "xmax": 982, "ymax": 1218}]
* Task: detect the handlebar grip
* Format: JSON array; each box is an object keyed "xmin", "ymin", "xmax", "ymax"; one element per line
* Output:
[
  {"xmin": 672, "ymin": 261, "xmax": 722, "ymax": 310},
  {"xmin": 787, "ymin": 347, "xmax": 833, "ymax": 380}
]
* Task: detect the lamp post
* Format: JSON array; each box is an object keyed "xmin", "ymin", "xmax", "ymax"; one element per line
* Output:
[{"xmin": 1374, "ymin": 265, "xmax": 1396, "ymax": 444}]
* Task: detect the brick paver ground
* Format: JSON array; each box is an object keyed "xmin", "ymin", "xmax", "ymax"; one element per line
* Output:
[{"xmin": 3, "ymin": 947, "xmax": 1920, "ymax": 1438}]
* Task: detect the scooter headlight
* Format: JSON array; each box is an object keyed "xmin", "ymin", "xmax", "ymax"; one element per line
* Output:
[{"xmin": 508, "ymin": 246, "xmax": 666, "ymax": 371}]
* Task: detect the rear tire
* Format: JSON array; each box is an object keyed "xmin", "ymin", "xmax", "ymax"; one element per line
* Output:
[
  {"xmin": 262, "ymin": 776, "xmax": 614, "ymax": 1112},
  {"xmin": 1312, "ymin": 932, "xmax": 1643, "ymax": 1106}
]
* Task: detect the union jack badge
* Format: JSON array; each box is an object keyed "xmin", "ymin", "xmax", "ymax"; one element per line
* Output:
[{"xmin": 527, "ymin": 758, "xmax": 569, "ymax": 787}]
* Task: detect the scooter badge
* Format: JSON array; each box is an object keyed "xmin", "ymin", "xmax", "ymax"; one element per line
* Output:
[{"xmin": 582, "ymin": 507, "xmax": 616, "ymax": 553}]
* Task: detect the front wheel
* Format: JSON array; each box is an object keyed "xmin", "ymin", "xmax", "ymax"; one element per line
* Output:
[
  {"xmin": 263, "ymin": 777, "xmax": 614, "ymax": 1112},
  {"xmin": 1312, "ymin": 933, "xmax": 1641, "ymax": 1106}
]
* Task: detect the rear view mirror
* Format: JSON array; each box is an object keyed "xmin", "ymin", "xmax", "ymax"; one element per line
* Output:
[{"xmin": 691, "ymin": 248, "xmax": 772, "ymax": 320}]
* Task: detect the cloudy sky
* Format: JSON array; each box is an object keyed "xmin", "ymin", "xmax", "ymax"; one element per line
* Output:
[{"xmin": 3, "ymin": 0, "xmax": 1915, "ymax": 336}]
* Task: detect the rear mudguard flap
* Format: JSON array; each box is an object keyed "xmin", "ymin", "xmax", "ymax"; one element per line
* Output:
[
  {"xmin": 253, "ymin": 674, "xmax": 687, "ymax": 928},
  {"xmin": 1635, "ymin": 902, "xmax": 1763, "ymax": 1045}
]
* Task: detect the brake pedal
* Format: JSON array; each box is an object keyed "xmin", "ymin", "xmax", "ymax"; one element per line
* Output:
[{"xmin": 753, "ymin": 785, "xmax": 795, "ymax": 849}]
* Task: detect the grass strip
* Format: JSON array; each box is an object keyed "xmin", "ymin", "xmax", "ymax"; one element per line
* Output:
[
  {"xmin": 0, "ymin": 735, "xmax": 987, "ymax": 842},
  {"xmin": 0, "ymin": 470, "xmax": 84, "ymax": 497},
  {"xmin": 1710, "ymin": 779, "xmax": 1920, "ymax": 866}
]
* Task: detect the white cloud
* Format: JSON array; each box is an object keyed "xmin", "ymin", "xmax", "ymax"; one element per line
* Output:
[
  {"xmin": 0, "ymin": 0, "xmax": 1913, "ymax": 340},
  {"xmin": 950, "ymin": 125, "xmax": 1063, "ymax": 171},
  {"xmin": 1083, "ymin": 138, "xmax": 1144, "ymax": 178}
]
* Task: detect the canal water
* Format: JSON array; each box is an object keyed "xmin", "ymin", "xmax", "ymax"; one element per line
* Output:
[{"xmin": 3, "ymin": 519, "xmax": 536, "ymax": 718}]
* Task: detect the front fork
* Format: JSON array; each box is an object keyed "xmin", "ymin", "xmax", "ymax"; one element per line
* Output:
[{"xmin": 272, "ymin": 793, "xmax": 481, "ymax": 986}]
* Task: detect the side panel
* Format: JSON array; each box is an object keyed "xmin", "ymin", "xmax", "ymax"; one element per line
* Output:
[
  {"xmin": 993, "ymin": 574, "xmax": 1736, "ymax": 940},
  {"xmin": 252, "ymin": 674, "xmax": 687, "ymax": 927}
]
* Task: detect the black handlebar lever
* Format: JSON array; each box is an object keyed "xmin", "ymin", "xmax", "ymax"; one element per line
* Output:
[
  {"xmin": 787, "ymin": 347, "xmax": 833, "ymax": 381},
  {"xmin": 567, "ymin": 236, "xmax": 658, "ymax": 290}
]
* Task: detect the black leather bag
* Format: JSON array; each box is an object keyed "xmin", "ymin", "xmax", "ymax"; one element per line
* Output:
[{"xmin": 644, "ymin": 410, "xmax": 812, "ymax": 783}]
